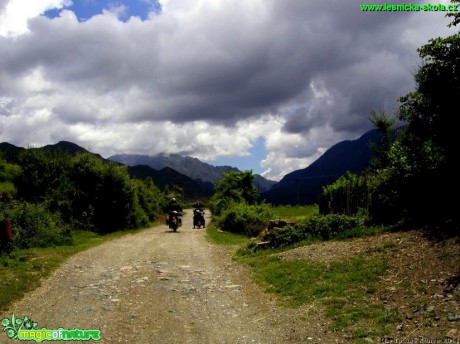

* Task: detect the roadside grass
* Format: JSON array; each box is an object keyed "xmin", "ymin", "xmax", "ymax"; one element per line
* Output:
[
  {"xmin": 209, "ymin": 213, "xmax": 401, "ymax": 340},
  {"xmin": 333, "ymin": 225, "xmax": 390, "ymax": 240},
  {"xmin": 206, "ymin": 208, "xmax": 401, "ymax": 339},
  {"xmin": 205, "ymin": 222, "xmax": 251, "ymax": 247},
  {"xmin": 0, "ymin": 227, "xmax": 147, "ymax": 311},
  {"xmin": 271, "ymin": 204, "xmax": 319, "ymax": 222},
  {"xmin": 236, "ymin": 251, "xmax": 400, "ymax": 340}
]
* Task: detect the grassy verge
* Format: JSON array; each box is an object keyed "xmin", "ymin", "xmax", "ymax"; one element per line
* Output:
[
  {"xmin": 236, "ymin": 250, "xmax": 400, "ymax": 340},
  {"xmin": 0, "ymin": 227, "xmax": 147, "ymax": 311},
  {"xmin": 205, "ymin": 222, "xmax": 251, "ymax": 247},
  {"xmin": 207, "ymin": 207, "xmax": 402, "ymax": 340},
  {"xmin": 210, "ymin": 203, "xmax": 399, "ymax": 341},
  {"xmin": 271, "ymin": 204, "xmax": 319, "ymax": 222}
]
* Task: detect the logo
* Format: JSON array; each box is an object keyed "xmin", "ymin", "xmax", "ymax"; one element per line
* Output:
[{"xmin": 2, "ymin": 314, "xmax": 101, "ymax": 342}]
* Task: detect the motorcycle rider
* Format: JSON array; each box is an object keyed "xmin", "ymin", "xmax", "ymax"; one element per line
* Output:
[
  {"xmin": 193, "ymin": 202, "xmax": 205, "ymax": 228},
  {"xmin": 165, "ymin": 198, "xmax": 183, "ymax": 226}
]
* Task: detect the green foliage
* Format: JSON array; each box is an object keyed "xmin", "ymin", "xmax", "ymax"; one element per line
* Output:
[
  {"xmin": 209, "ymin": 170, "xmax": 270, "ymax": 237},
  {"xmin": 1, "ymin": 202, "xmax": 72, "ymax": 249},
  {"xmin": 303, "ymin": 214, "xmax": 368, "ymax": 239},
  {"xmin": 386, "ymin": 31, "xmax": 459, "ymax": 227},
  {"xmin": 1, "ymin": 148, "xmax": 164, "ymax": 250},
  {"xmin": 209, "ymin": 170, "xmax": 260, "ymax": 216},
  {"xmin": 319, "ymin": 172, "xmax": 372, "ymax": 216},
  {"xmin": 262, "ymin": 214, "xmax": 368, "ymax": 248},
  {"xmin": 318, "ymin": 24, "xmax": 460, "ymax": 229},
  {"xmin": 69, "ymin": 153, "xmax": 137, "ymax": 233},
  {"xmin": 0, "ymin": 159, "xmax": 20, "ymax": 182},
  {"xmin": 260, "ymin": 224, "xmax": 308, "ymax": 249},
  {"xmin": 15, "ymin": 149, "xmax": 71, "ymax": 204},
  {"xmin": 322, "ymin": 31, "xmax": 460, "ymax": 226},
  {"xmin": 447, "ymin": 0, "xmax": 460, "ymax": 27},
  {"xmin": 368, "ymin": 109, "xmax": 397, "ymax": 170},
  {"xmin": 0, "ymin": 159, "xmax": 20, "ymax": 201},
  {"xmin": 214, "ymin": 202, "xmax": 273, "ymax": 237},
  {"xmin": 12, "ymin": 150, "xmax": 163, "ymax": 234},
  {"xmin": 0, "ymin": 182, "xmax": 16, "ymax": 202},
  {"xmin": 131, "ymin": 178, "xmax": 162, "ymax": 226}
]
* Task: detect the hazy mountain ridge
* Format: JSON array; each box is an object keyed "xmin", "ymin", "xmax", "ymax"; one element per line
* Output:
[
  {"xmin": 261, "ymin": 129, "xmax": 383, "ymax": 205},
  {"xmin": 127, "ymin": 165, "xmax": 214, "ymax": 199},
  {"xmin": 2, "ymin": 128, "xmax": 383, "ymax": 204},
  {"xmin": 108, "ymin": 153, "xmax": 277, "ymax": 193},
  {"xmin": 109, "ymin": 153, "xmax": 238, "ymax": 183},
  {"xmin": 0, "ymin": 141, "xmax": 213, "ymax": 200}
]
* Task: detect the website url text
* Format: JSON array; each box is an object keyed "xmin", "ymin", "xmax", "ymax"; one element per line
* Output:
[{"xmin": 360, "ymin": 3, "xmax": 459, "ymax": 11}]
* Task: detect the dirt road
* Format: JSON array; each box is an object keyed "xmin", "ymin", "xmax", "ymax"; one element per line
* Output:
[{"xmin": 3, "ymin": 210, "xmax": 336, "ymax": 343}]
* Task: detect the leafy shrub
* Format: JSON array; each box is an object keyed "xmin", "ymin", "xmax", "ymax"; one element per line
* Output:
[
  {"xmin": 132, "ymin": 178, "xmax": 162, "ymax": 223},
  {"xmin": 262, "ymin": 224, "xmax": 308, "ymax": 248},
  {"xmin": 215, "ymin": 202, "xmax": 273, "ymax": 237},
  {"xmin": 0, "ymin": 159, "xmax": 20, "ymax": 202},
  {"xmin": 263, "ymin": 214, "xmax": 368, "ymax": 248},
  {"xmin": 0, "ymin": 182, "xmax": 16, "ymax": 202},
  {"xmin": 209, "ymin": 170, "xmax": 260, "ymax": 217},
  {"xmin": 300, "ymin": 214, "xmax": 367, "ymax": 240},
  {"xmin": 2, "ymin": 202, "xmax": 72, "ymax": 249}
]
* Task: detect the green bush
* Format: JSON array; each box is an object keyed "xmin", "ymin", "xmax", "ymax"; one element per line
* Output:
[
  {"xmin": 263, "ymin": 213, "xmax": 368, "ymax": 248},
  {"xmin": 132, "ymin": 178, "xmax": 162, "ymax": 224},
  {"xmin": 301, "ymin": 213, "xmax": 367, "ymax": 240},
  {"xmin": 209, "ymin": 170, "xmax": 260, "ymax": 217},
  {"xmin": 2, "ymin": 202, "xmax": 72, "ymax": 249},
  {"xmin": 262, "ymin": 224, "xmax": 307, "ymax": 248},
  {"xmin": 215, "ymin": 202, "xmax": 273, "ymax": 237}
]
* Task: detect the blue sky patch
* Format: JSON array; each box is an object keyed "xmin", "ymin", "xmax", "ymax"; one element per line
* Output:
[
  {"xmin": 43, "ymin": 0, "xmax": 162, "ymax": 22},
  {"xmin": 205, "ymin": 137, "xmax": 266, "ymax": 174}
]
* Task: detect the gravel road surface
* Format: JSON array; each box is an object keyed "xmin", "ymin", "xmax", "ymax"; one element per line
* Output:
[{"xmin": 4, "ymin": 210, "xmax": 335, "ymax": 343}]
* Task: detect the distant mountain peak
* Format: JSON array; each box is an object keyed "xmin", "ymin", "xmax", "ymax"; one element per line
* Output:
[
  {"xmin": 108, "ymin": 152, "xmax": 276, "ymax": 192},
  {"xmin": 262, "ymin": 129, "xmax": 383, "ymax": 205}
]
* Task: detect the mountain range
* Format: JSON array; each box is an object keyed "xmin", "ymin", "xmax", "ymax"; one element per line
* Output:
[
  {"xmin": 1, "ymin": 128, "xmax": 383, "ymax": 204},
  {"xmin": 261, "ymin": 129, "xmax": 382, "ymax": 205},
  {"xmin": 108, "ymin": 153, "xmax": 277, "ymax": 193},
  {"xmin": 0, "ymin": 141, "xmax": 215, "ymax": 200}
]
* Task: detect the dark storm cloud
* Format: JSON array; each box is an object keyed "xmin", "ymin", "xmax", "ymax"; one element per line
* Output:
[
  {"xmin": 0, "ymin": 0, "xmax": 454, "ymax": 180},
  {"xmin": 1, "ymin": 0, "xmax": 449, "ymax": 127},
  {"xmin": 277, "ymin": 0, "xmax": 437, "ymax": 136}
]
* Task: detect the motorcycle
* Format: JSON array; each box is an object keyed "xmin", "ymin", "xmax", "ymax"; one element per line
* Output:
[
  {"xmin": 168, "ymin": 211, "xmax": 181, "ymax": 232},
  {"xmin": 193, "ymin": 209, "xmax": 205, "ymax": 229}
]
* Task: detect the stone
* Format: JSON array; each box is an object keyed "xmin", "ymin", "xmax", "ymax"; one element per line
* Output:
[
  {"xmin": 446, "ymin": 328, "xmax": 458, "ymax": 338},
  {"xmin": 447, "ymin": 314, "xmax": 460, "ymax": 322}
]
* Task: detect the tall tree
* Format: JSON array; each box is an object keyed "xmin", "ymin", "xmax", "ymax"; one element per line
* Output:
[
  {"xmin": 368, "ymin": 108, "xmax": 397, "ymax": 170},
  {"xmin": 397, "ymin": 30, "xmax": 460, "ymax": 226},
  {"xmin": 210, "ymin": 170, "xmax": 260, "ymax": 216}
]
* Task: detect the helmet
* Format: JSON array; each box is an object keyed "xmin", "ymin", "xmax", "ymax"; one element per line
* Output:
[{"xmin": 171, "ymin": 198, "xmax": 176, "ymax": 202}]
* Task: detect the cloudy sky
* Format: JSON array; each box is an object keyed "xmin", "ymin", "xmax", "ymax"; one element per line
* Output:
[{"xmin": 0, "ymin": 0, "xmax": 456, "ymax": 180}]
